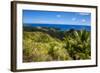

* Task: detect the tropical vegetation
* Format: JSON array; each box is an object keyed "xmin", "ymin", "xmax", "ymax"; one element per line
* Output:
[{"xmin": 23, "ymin": 26, "xmax": 91, "ymax": 62}]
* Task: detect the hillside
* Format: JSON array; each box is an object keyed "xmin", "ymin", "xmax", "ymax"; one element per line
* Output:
[{"xmin": 23, "ymin": 26, "xmax": 91, "ymax": 62}]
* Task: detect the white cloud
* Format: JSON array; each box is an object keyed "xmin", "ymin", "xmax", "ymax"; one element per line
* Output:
[
  {"xmin": 79, "ymin": 12, "xmax": 90, "ymax": 15},
  {"xmin": 72, "ymin": 18, "xmax": 76, "ymax": 21},
  {"xmin": 82, "ymin": 19, "xmax": 86, "ymax": 23},
  {"xmin": 56, "ymin": 15, "xmax": 61, "ymax": 18}
]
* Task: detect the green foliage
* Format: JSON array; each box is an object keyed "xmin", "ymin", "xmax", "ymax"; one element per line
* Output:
[
  {"xmin": 23, "ymin": 27, "xmax": 91, "ymax": 62},
  {"xmin": 63, "ymin": 29, "xmax": 91, "ymax": 60}
]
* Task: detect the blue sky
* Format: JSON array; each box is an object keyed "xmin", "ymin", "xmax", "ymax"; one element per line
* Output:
[{"xmin": 23, "ymin": 10, "xmax": 91, "ymax": 26}]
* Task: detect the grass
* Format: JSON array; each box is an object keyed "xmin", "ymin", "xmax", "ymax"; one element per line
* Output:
[{"xmin": 23, "ymin": 26, "xmax": 91, "ymax": 62}]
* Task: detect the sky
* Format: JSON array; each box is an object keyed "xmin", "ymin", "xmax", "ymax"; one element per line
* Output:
[{"xmin": 23, "ymin": 10, "xmax": 91, "ymax": 26}]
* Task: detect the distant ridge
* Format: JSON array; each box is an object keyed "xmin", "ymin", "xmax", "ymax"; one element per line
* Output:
[{"xmin": 23, "ymin": 23, "xmax": 91, "ymax": 31}]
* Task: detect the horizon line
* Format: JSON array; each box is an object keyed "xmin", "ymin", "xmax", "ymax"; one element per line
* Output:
[{"xmin": 23, "ymin": 23, "xmax": 90, "ymax": 26}]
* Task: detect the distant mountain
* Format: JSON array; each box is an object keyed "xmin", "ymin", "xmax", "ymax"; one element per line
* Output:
[{"xmin": 23, "ymin": 23, "xmax": 91, "ymax": 31}]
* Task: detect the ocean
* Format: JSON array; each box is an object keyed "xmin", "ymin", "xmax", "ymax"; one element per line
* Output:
[{"xmin": 24, "ymin": 23, "xmax": 91, "ymax": 31}]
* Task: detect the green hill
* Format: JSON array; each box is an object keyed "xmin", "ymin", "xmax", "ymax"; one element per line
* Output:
[{"xmin": 23, "ymin": 27, "xmax": 91, "ymax": 62}]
